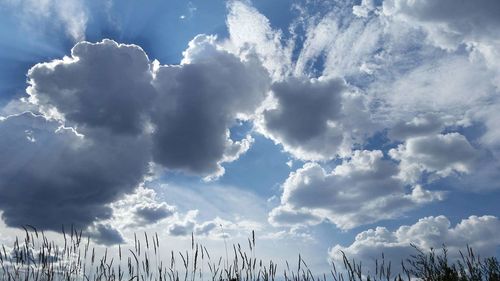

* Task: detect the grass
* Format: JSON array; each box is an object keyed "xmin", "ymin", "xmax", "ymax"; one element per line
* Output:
[{"xmin": 0, "ymin": 227, "xmax": 499, "ymax": 281}]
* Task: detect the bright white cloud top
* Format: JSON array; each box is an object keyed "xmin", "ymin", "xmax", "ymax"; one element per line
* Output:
[{"xmin": 0, "ymin": 0, "xmax": 499, "ymax": 273}]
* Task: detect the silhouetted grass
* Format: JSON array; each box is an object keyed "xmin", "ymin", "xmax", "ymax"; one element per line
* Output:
[{"xmin": 0, "ymin": 227, "xmax": 498, "ymax": 281}]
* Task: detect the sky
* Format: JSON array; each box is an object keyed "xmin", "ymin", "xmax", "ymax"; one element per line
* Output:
[{"xmin": 1, "ymin": 0, "xmax": 500, "ymax": 274}]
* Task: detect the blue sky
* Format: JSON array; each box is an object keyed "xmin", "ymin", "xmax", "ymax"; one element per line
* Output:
[{"xmin": 1, "ymin": 0, "xmax": 500, "ymax": 274}]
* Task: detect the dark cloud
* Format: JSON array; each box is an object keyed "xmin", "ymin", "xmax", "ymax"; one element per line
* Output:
[
  {"xmin": 151, "ymin": 35, "xmax": 269, "ymax": 177},
  {"xmin": 135, "ymin": 205, "xmax": 174, "ymax": 225},
  {"xmin": 0, "ymin": 112, "xmax": 150, "ymax": 231},
  {"xmin": 88, "ymin": 224, "xmax": 126, "ymax": 246},
  {"xmin": 265, "ymin": 77, "xmax": 344, "ymax": 143},
  {"xmin": 0, "ymin": 37, "xmax": 270, "ymax": 239},
  {"xmin": 261, "ymin": 77, "xmax": 356, "ymax": 160},
  {"xmin": 28, "ymin": 40, "xmax": 156, "ymax": 135}
]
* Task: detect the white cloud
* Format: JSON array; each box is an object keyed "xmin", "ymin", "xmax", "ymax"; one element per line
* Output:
[
  {"xmin": 389, "ymin": 133, "xmax": 478, "ymax": 183},
  {"xmin": 353, "ymin": 0, "xmax": 376, "ymax": 18},
  {"xmin": 388, "ymin": 113, "xmax": 445, "ymax": 141},
  {"xmin": 382, "ymin": 0, "xmax": 500, "ymax": 51},
  {"xmin": 330, "ymin": 215, "xmax": 500, "ymax": 266},
  {"xmin": 111, "ymin": 187, "xmax": 176, "ymax": 228},
  {"xmin": 225, "ymin": 0, "xmax": 293, "ymax": 80},
  {"xmin": 270, "ymin": 150, "xmax": 445, "ymax": 229}
]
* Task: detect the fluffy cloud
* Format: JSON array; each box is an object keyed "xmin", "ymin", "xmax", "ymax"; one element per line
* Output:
[
  {"xmin": 27, "ymin": 40, "xmax": 156, "ymax": 135},
  {"xmin": 87, "ymin": 224, "xmax": 125, "ymax": 246},
  {"xmin": 259, "ymin": 77, "xmax": 374, "ymax": 160},
  {"xmin": 0, "ymin": 36, "xmax": 271, "ymax": 239},
  {"xmin": 330, "ymin": 215, "xmax": 500, "ymax": 266},
  {"xmin": 25, "ymin": 37, "xmax": 269, "ymax": 179},
  {"xmin": 0, "ymin": 112, "xmax": 150, "ymax": 232},
  {"xmin": 389, "ymin": 133, "xmax": 478, "ymax": 183},
  {"xmin": 151, "ymin": 35, "xmax": 269, "ymax": 178},
  {"xmin": 111, "ymin": 187, "xmax": 175, "ymax": 228},
  {"xmin": 270, "ymin": 150, "xmax": 445, "ymax": 229},
  {"xmin": 260, "ymin": 77, "xmax": 344, "ymax": 160}
]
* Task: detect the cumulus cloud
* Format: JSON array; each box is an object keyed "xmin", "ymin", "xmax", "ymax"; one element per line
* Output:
[
  {"xmin": 268, "ymin": 205, "xmax": 322, "ymax": 227},
  {"xmin": 0, "ymin": 36, "xmax": 271, "ymax": 239},
  {"xmin": 389, "ymin": 133, "xmax": 478, "ymax": 183},
  {"xmin": 260, "ymin": 77, "xmax": 344, "ymax": 160},
  {"xmin": 27, "ymin": 40, "xmax": 156, "ymax": 135},
  {"xmin": 166, "ymin": 210, "xmax": 249, "ymax": 238},
  {"xmin": 167, "ymin": 210, "xmax": 227, "ymax": 237},
  {"xmin": 259, "ymin": 77, "xmax": 374, "ymax": 160},
  {"xmin": 152, "ymin": 35, "xmax": 269, "ymax": 178},
  {"xmin": 87, "ymin": 223, "xmax": 125, "ymax": 246},
  {"xmin": 0, "ymin": 112, "xmax": 150, "ymax": 232},
  {"xmin": 270, "ymin": 150, "xmax": 445, "ymax": 229},
  {"xmin": 329, "ymin": 215, "xmax": 500, "ymax": 266},
  {"xmin": 112, "ymin": 187, "xmax": 175, "ymax": 228},
  {"xmin": 25, "ymin": 36, "xmax": 269, "ymax": 180}
]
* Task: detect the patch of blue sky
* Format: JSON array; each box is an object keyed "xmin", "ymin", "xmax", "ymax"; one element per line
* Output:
[
  {"xmin": 220, "ymin": 134, "xmax": 293, "ymax": 197},
  {"xmin": 0, "ymin": 8, "xmax": 72, "ymax": 104},
  {"xmin": 85, "ymin": 0, "xmax": 228, "ymax": 64}
]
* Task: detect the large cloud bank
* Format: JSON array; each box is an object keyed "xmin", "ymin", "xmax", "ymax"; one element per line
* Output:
[{"xmin": 0, "ymin": 36, "xmax": 269, "ymax": 239}]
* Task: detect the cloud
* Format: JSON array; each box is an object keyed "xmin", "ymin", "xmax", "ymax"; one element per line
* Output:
[
  {"xmin": 260, "ymin": 77, "xmax": 344, "ymax": 160},
  {"xmin": 167, "ymin": 210, "xmax": 198, "ymax": 237},
  {"xmin": 0, "ymin": 36, "xmax": 271, "ymax": 238},
  {"xmin": 352, "ymin": 0, "xmax": 376, "ymax": 18},
  {"xmin": 389, "ymin": 133, "xmax": 478, "ymax": 183},
  {"xmin": 382, "ymin": 55, "xmax": 496, "ymax": 118},
  {"xmin": 26, "ymin": 37, "xmax": 269, "ymax": 179},
  {"xmin": 87, "ymin": 223, "xmax": 125, "ymax": 246},
  {"xmin": 152, "ymin": 35, "xmax": 269, "ymax": 178},
  {"xmin": 0, "ymin": 112, "xmax": 150, "ymax": 232},
  {"xmin": 388, "ymin": 113, "xmax": 445, "ymax": 141},
  {"xmin": 258, "ymin": 77, "xmax": 375, "ymax": 160},
  {"xmin": 165, "ymin": 210, "xmax": 241, "ymax": 238},
  {"xmin": 382, "ymin": 0, "xmax": 500, "ymax": 89},
  {"xmin": 111, "ymin": 187, "xmax": 176, "ymax": 228},
  {"xmin": 268, "ymin": 205, "xmax": 322, "ymax": 227},
  {"xmin": 270, "ymin": 150, "xmax": 445, "ymax": 229},
  {"xmin": 27, "ymin": 39, "xmax": 156, "ymax": 135},
  {"xmin": 382, "ymin": 0, "xmax": 500, "ymax": 51},
  {"xmin": 329, "ymin": 215, "xmax": 500, "ymax": 266},
  {"xmin": 225, "ymin": 0, "xmax": 293, "ymax": 80}
]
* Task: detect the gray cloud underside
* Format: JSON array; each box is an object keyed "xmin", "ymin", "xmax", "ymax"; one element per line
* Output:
[{"xmin": 0, "ymin": 36, "xmax": 269, "ymax": 239}]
